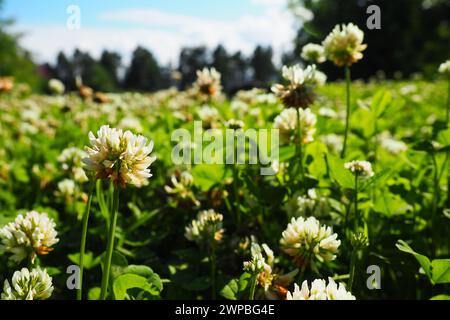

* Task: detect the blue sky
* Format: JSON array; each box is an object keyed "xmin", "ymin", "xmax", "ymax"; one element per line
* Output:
[{"xmin": 2, "ymin": 0, "xmax": 307, "ymax": 65}]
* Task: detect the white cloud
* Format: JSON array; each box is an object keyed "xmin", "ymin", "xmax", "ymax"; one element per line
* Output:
[{"xmin": 14, "ymin": 5, "xmax": 298, "ymax": 66}]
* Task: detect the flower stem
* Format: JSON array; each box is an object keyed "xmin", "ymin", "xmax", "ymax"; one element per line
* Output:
[
  {"xmin": 431, "ymin": 154, "xmax": 439, "ymax": 256},
  {"xmin": 341, "ymin": 66, "xmax": 351, "ymax": 159},
  {"xmin": 210, "ymin": 244, "xmax": 217, "ymax": 300},
  {"xmin": 100, "ymin": 183, "xmax": 120, "ymax": 300},
  {"xmin": 446, "ymin": 79, "xmax": 450, "ymax": 124},
  {"xmin": 77, "ymin": 179, "xmax": 96, "ymax": 300},
  {"xmin": 354, "ymin": 174, "xmax": 359, "ymax": 232},
  {"xmin": 348, "ymin": 174, "xmax": 359, "ymax": 292},
  {"xmin": 296, "ymin": 108, "xmax": 305, "ymax": 192},
  {"xmin": 232, "ymin": 164, "xmax": 241, "ymax": 228},
  {"xmin": 348, "ymin": 247, "xmax": 357, "ymax": 292},
  {"xmin": 249, "ymin": 273, "xmax": 257, "ymax": 300}
]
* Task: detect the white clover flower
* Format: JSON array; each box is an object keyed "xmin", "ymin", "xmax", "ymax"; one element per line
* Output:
[
  {"xmin": 286, "ymin": 277, "xmax": 355, "ymax": 300},
  {"xmin": 1, "ymin": 267, "xmax": 53, "ymax": 300},
  {"xmin": 344, "ymin": 160, "xmax": 374, "ymax": 177},
  {"xmin": 231, "ymin": 100, "xmax": 249, "ymax": 116},
  {"xmin": 197, "ymin": 105, "xmax": 220, "ymax": 127},
  {"xmin": 280, "ymin": 216, "xmax": 340, "ymax": 266},
  {"xmin": 0, "ymin": 211, "xmax": 59, "ymax": 263},
  {"xmin": 273, "ymin": 107, "xmax": 317, "ymax": 145},
  {"xmin": 322, "ymin": 23, "xmax": 367, "ymax": 67},
  {"xmin": 48, "ymin": 79, "xmax": 65, "ymax": 95},
  {"xmin": 243, "ymin": 243, "xmax": 275, "ymax": 291},
  {"xmin": 118, "ymin": 117, "xmax": 143, "ymax": 133},
  {"xmin": 321, "ymin": 133, "xmax": 344, "ymax": 154},
  {"xmin": 256, "ymin": 93, "xmax": 278, "ymax": 105},
  {"xmin": 193, "ymin": 67, "xmax": 222, "ymax": 97},
  {"xmin": 185, "ymin": 209, "xmax": 224, "ymax": 244},
  {"xmin": 301, "ymin": 43, "xmax": 326, "ymax": 64},
  {"xmin": 58, "ymin": 147, "xmax": 88, "ymax": 182},
  {"xmin": 225, "ymin": 119, "xmax": 245, "ymax": 130},
  {"xmin": 438, "ymin": 60, "xmax": 450, "ymax": 77},
  {"xmin": 378, "ymin": 132, "xmax": 408, "ymax": 154},
  {"xmin": 286, "ymin": 189, "xmax": 330, "ymax": 219},
  {"xmin": 272, "ymin": 64, "xmax": 325, "ymax": 109},
  {"xmin": 55, "ymin": 179, "xmax": 76, "ymax": 201},
  {"xmin": 318, "ymin": 107, "xmax": 338, "ymax": 118},
  {"xmin": 83, "ymin": 125, "xmax": 156, "ymax": 187},
  {"xmin": 164, "ymin": 171, "xmax": 199, "ymax": 206}
]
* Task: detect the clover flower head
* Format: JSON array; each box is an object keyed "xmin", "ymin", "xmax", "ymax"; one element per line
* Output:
[
  {"xmin": 197, "ymin": 105, "xmax": 220, "ymax": 127},
  {"xmin": 243, "ymin": 243, "xmax": 275, "ymax": 291},
  {"xmin": 225, "ymin": 119, "xmax": 245, "ymax": 130},
  {"xmin": 48, "ymin": 79, "xmax": 65, "ymax": 95},
  {"xmin": 55, "ymin": 179, "xmax": 76, "ymax": 201},
  {"xmin": 185, "ymin": 209, "xmax": 224, "ymax": 244},
  {"xmin": 272, "ymin": 64, "xmax": 325, "ymax": 109},
  {"xmin": 83, "ymin": 125, "xmax": 156, "ymax": 187},
  {"xmin": 273, "ymin": 107, "xmax": 317, "ymax": 145},
  {"xmin": 1, "ymin": 267, "xmax": 53, "ymax": 300},
  {"xmin": 287, "ymin": 189, "xmax": 330, "ymax": 219},
  {"xmin": 194, "ymin": 67, "xmax": 222, "ymax": 97},
  {"xmin": 58, "ymin": 147, "xmax": 88, "ymax": 182},
  {"xmin": 323, "ymin": 23, "xmax": 367, "ymax": 67},
  {"xmin": 0, "ymin": 211, "xmax": 59, "ymax": 263},
  {"xmin": 286, "ymin": 277, "xmax": 355, "ymax": 300},
  {"xmin": 301, "ymin": 43, "xmax": 326, "ymax": 64},
  {"xmin": 280, "ymin": 216, "xmax": 340, "ymax": 266},
  {"xmin": 438, "ymin": 60, "xmax": 450, "ymax": 77},
  {"xmin": 378, "ymin": 132, "xmax": 407, "ymax": 154},
  {"xmin": 164, "ymin": 171, "xmax": 199, "ymax": 206},
  {"xmin": 344, "ymin": 160, "xmax": 374, "ymax": 177}
]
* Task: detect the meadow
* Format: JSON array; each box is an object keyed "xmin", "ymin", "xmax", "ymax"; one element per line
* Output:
[{"xmin": 0, "ymin": 23, "xmax": 449, "ymax": 301}]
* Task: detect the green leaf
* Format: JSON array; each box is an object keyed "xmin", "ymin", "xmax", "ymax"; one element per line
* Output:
[
  {"xmin": 220, "ymin": 272, "xmax": 251, "ymax": 300},
  {"xmin": 192, "ymin": 164, "xmax": 227, "ymax": 191},
  {"xmin": 68, "ymin": 251, "xmax": 101, "ymax": 270},
  {"xmin": 326, "ymin": 155, "xmax": 354, "ymax": 189},
  {"xmin": 430, "ymin": 294, "xmax": 450, "ymax": 300},
  {"xmin": 305, "ymin": 142, "xmax": 328, "ymax": 179},
  {"xmin": 430, "ymin": 259, "xmax": 450, "ymax": 284},
  {"xmin": 360, "ymin": 169, "xmax": 392, "ymax": 191},
  {"xmin": 371, "ymin": 90, "xmax": 392, "ymax": 118},
  {"xmin": 374, "ymin": 192, "xmax": 412, "ymax": 216},
  {"xmin": 113, "ymin": 274, "xmax": 159, "ymax": 300},
  {"xmin": 121, "ymin": 265, "xmax": 163, "ymax": 291},
  {"xmin": 278, "ymin": 145, "xmax": 295, "ymax": 162},
  {"xmin": 88, "ymin": 287, "xmax": 101, "ymax": 300},
  {"xmin": 396, "ymin": 240, "xmax": 432, "ymax": 279},
  {"xmin": 395, "ymin": 241, "xmax": 450, "ymax": 284}
]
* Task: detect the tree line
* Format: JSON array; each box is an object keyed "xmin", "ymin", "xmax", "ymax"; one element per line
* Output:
[
  {"xmin": 42, "ymin": 44, "xmax": 277, "ymax": 94},
  {"xmin": 1, "ymin": 0, "xmax": 449, "ymax": 92}
]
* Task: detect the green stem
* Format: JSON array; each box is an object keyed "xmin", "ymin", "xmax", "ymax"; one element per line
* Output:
[
  {"xmin": 232, "ymin": 164, "xmax": 240, "ymax": 228},
  {"xmin": 77, "ymin": 179, "xmax": 96, "ymax": 300},
  {"xmin": 348, "ymin": 248, "xmax": 357, "ymax": 292},
  {"xmin": 446, "ymin": 80, "xmax": 450, "ymax": 124},
  {"xmin": 354, "ymin": 174, "xmax": 359, "ymax": 233},
  {"xmin": 249, "ymin": 273, "xmax": 257, "ymax": 300},
  {"xmin": 341, "ymin": 66, "xmax": 351, "ymax": 159},
  {"xmin": 431, "ymin": 155, "xmax": 439, "ymax": 256},
  {"xmin": 100, "ymin": 183, "xmax": 120, "ymax": 300},
  {"xmin": 296, "ymin": 108, "xmax": 305, "ymax": 192},
  {"xmin": 210, "ymin": 244, "xmax": 217, "ymax": 300}
]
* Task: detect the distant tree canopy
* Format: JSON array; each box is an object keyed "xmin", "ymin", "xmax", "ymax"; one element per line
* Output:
[
  {"xmin": 123, "ymin": 46, "xmax": 163, "ymax": 92},
  {"xmin": 289, "ymin": 0, "xmax": 450, "ymax": 79},
  {"xmin": 5, "ymin": 0, "xmax": 448, "ymax": 92},
  {"xmin": 177, "ymin": 44, "xmax": 274, "ymax": 92},
  {"xmin": 0, "ymin": 0, "xmax": 42, "ymax": 89}
]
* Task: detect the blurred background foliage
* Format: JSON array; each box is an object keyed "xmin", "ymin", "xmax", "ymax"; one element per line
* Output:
[{"xmin": 0, "ymin": 0, "xmax": 449, "ymax": 93}]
